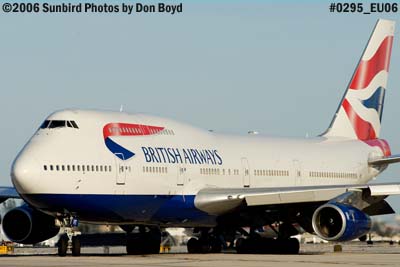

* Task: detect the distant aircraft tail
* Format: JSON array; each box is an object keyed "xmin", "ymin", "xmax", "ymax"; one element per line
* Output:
[{"xmin": 323, "ymin": 19, "xmax": 395, "ymax": 140}]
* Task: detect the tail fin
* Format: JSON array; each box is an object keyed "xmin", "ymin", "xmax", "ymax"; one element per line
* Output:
[{"xmin": 323, "ymin": 19, "xmax": 395, "ymax": 140}]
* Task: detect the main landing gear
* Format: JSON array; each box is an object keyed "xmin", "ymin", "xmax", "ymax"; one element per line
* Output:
[
  {"xmin": 125, "ymin": 226, "xmax": 161, "ymax": 255},
  {"xmin": 235, "ymin": 236, "xmax": 299, "ymax": 254},
  {"xmin": 186, "ymin": 225, "xmax": 300, "ymax": 254},
  {"xmin": 57, "ymin": 217, "xmax": 81, "ymax": 257},
  {"xmin": 235, "ymin": 223, "xmax": 300, "ymax": 254},
  {"xmin": 186, "ymin": 228, "xmax": 225, "ymax": 253}
]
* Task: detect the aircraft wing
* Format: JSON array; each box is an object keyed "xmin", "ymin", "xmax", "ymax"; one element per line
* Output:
[
  {"xmin": 0, "ymin": 186, "xmax": 20, "ymax": 203},
  {"xmin": 194, "ymin": 183, "xmax": 400, "ymax": 215}
]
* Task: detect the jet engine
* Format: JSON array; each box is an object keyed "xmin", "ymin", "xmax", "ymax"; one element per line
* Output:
[
  {"xmin": 312, "ymin": 203, "xmax": 371, "ymax": 242},
  {"xmin": 2, "ymin": 205, "xmax": 60, "ymax": 244}
]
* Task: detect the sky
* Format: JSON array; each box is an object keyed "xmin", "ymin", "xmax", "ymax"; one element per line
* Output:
[{"xmin": 0, "ymin": 1, "xmax": 400, "ymax": 212}]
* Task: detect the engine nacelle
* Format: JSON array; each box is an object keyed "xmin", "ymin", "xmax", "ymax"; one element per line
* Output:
[
  {"xmin": 312, "ymin": 203, "xmax": 371, "ymax": 242},
  {"xmin": 2, "ymin": 205, "xmax": 60, "ymax": 244}
]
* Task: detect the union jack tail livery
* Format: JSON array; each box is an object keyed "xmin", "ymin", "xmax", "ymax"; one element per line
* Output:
[{"xmin": 324, "ymin": 19, "xmax": 395, "ymax": 140}]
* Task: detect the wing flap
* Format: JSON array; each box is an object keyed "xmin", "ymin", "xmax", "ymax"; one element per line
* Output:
[{"xmin": 369, "ymin": 184, "xmax": 400, "ymax": 195}]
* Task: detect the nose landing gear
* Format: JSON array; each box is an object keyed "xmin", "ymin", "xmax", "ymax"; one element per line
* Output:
[{"xmin": 57, "ymin": 216, "xmax": 81, "ymax": 257}]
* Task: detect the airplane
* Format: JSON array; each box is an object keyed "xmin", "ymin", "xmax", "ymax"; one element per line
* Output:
[{"xmin": 0, "ymin": 19, "xmax": 399, "ymax": 256}]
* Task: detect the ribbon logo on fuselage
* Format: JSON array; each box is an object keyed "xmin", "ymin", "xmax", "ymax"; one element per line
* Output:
[{"xmin": 103, "ymin": 123, "xmax": 165, "ymax": 160}]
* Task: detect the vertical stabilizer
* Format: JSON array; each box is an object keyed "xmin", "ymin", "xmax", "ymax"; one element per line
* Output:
[{"xmin": 323, "ymin": 19, "xmax": 395, "ymax": 140}]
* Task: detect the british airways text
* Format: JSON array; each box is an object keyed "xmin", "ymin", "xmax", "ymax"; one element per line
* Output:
[{"xmin": 142, "ymin": 147, "xmax": 223, "ymax": 165}]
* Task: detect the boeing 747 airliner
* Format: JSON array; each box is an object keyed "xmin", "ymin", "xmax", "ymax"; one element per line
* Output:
[{"xmin": 0, "ymin": 19, "xmax": 399, "ymax": 256}]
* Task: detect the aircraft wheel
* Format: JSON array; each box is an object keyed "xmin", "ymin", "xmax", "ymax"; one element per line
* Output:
[
  {"xmin": 259, "ymin": 238, "xmax": 276, "ymax": 254},
  {"xmin": 210, "ymin": 238, "xmax": 222, "ymax": 253},
  {"xmin": 235, "ymin": 237, "xmax": 250, "ymax": 254},
  {"xmin": 71, "ymin": 236, "xmax": 81, "ymax": 256},
  {"xmin": 199, "ymin": 238, "xmax": 212, "ymax": 253},
  {"xmin": 285, "ymin": 238, "xmax": 300, "ymax": 254},
  {"xmin": 126, "ymin": 231, "xmax": 161, "ymax": 255},
  {"xmin": 145, "ymin": 230, "xmax": 161, "ymax": 254},
  {"xmin": 57, "ymin": 234, "xmax": 68, "ymax": 257},
  {"xmin": 359, "ymin": 235, "xmax": 367, "ymax": 242},
  {"xmin": 187, "ymin": 238, "xmax": 200, "ymax": 253},
  {"xmin": 126, "ymin": 234, "xmax": 143, "ymax": 255}
]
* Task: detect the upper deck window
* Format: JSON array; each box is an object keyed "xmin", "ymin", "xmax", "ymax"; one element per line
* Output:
[{"xmin": 40, "ymin": 120, "xmax": 79, "ymax": 129}]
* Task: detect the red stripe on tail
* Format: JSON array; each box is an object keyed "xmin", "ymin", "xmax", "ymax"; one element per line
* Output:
[
  {"xmin": 342, "ymin": 99, "xmax": 376, "ymax": 140},
  {"xmin": 349, "ymin": 36, "xmax": 393, "ymax": 90}
]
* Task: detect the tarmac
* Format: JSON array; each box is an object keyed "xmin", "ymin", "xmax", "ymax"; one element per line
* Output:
[{"xmin": 1, "ymin": 243, "xmax": 400, "ymax": 267}]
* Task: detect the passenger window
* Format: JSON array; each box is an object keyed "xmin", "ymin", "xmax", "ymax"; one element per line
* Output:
[
  {"xmin": 91, "ymin": 165, "xmax": 95, "ymax": 172},
  {"xmin": 56, "ymin": 165, "xmax": 59, "ymax": 171},
  {"xmin": 104, "ymin": 165, "xmax": 107, "ymax": 172},
  {"xmin": 62, "ymin": 165, "xmax": 65, "ymax": 171},
  {"xmin": 87, "ymin": 165, "xmax": 90, "ymax": 172},
  {"xmin": 96, "ymin": 166, "xmax": 99, "ymax": 172},
  {"xmin": 43, "ymin": 165, "xmax": 47, "ymax": 171},
  {"xmin": 109, "ymin": 166, "xmax": 112, "ymax": 172},
  {"xmin": 50, "ymin": 165, "xmax": 54, "ymax": 171},
  {"xmin": 67, "ymin": 165, "xmax": 70, "ymax": 171},
  {"xmin": 79, "ymin": 165, "xmax": 82, "ymax": 172},
  {"xmin": 72, "ymin": 165, "xmax": 75, "ymax": 171},
  {"xmin": 100, "ymin": 166, "xmax": 103, "ymax": 172}
]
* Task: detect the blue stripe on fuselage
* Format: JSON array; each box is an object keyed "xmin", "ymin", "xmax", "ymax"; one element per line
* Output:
[{"xmin": 22, "ymin": 194, "xmax": 216, "ymax": 226}]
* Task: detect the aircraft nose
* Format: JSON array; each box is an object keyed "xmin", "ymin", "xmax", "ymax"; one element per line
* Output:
[{"xmin": 11, "ymin": 149, "xmax": 38, "ymax": 194}]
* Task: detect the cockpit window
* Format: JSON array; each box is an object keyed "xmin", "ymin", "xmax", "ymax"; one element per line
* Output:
[
  {"xmin": 40, "ymin": 120, "xmax": 79, "ymax": 129},
  {"xmin": 40, "ymin": 120, "xmax": 50, "ymax": 129},
  {"xmin": 48, "ymin": 120, "xmax": 66, "ymax": 128},
  {"xmin": 70, "ymin": 121, "xmax": 79, "ymax": 129}
]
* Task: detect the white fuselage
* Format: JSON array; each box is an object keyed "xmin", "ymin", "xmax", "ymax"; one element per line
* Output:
[{"xmin": 10, "ymin": 109, "xmax": 385, "ymax": 226}]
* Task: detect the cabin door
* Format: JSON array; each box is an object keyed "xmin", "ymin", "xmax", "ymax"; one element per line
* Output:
[
  {"xmin": 177, "ymin": 165, "xmax": 186, "ymax": 186},
  {"xmin": 293, "ymin": 159, "xmax": 302, "ymax": 186},
  {"xmin": 241, "ymin": 157, "xmax": 250, "ymax": 187},
  {"xmin": 115, "ymin": 153, "xmax": 126, "ymax": 185}
]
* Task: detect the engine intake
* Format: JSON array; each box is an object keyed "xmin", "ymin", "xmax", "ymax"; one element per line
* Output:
[
  {"xmin": 312, "ymin": 203, "xmax": 371, "ymax": 242},
  {"xmin": 2, "ymin": 205, "xmax": 60, "ymax": 244}
]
